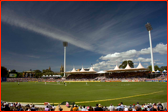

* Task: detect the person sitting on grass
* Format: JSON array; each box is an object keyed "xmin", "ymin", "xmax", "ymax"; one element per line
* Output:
[
  {"xmin": 4, "ymin": 103, "xmax": 10, "ymax": 111},
  {"xmin": 78, "ymin": 105, "xmax": 82, "ymax": 111},
  {"xmin": 88, "ymin": 106, "xmax": 93, "ymax": 111},
  {"xmin": 120, "ymin": 102, "xmax": 124, "ymax": 110},
  {"xmin": 31, "ymin": 105, "xmax": 36, "ymax": 111},
  {"xmin": 116, "ymin": 103, "xmax": 123, "ymax": 111},
  {"xmin": 58, "ymin": 105, "xmax": 63, "ymax": 111},
  {"xmin": 72, "ymin": 104, "xmax": 78, "ymax": 111},
  {"xmin": 66, "ymin": 102, "xmax": 70, "ymax": 108},
  {"xmin": 103, "ymin": 106, "xmax": 108, "ymax": 111},
  {"xmin": 51, "ymin": 104, "xmax": 55, "ymax": 111},
  {"xmin": 157, "ymin": 102, "xmax": 163, "ymax": 111},
  {"xmin": 94, "ymin": 104, "xmax": 103, "ymax": 111},
  {"xmin": 135, "ymin": 105, "xmax": 141, "ymax": 111},
  {"xmin": 81, "ymin": 105, "xmax": 87, "ymax": 111},
  {"xmin": 151, "ymin": 103, "xmax": 158, "ymax": 111},
  {"xmin": 45, "ymin": 105, "xmax": 50, "ymax": 111},
  {"xmin": 108, "ymin": 104, "xmax": 115, "ymax": 111}
]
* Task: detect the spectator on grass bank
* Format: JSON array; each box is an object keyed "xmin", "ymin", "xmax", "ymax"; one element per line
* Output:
[
  {"xmin": 87, "ymin": 105, "xmax": 89, "ymax": 110},
  {"xmin": 72, "ymin": 104, "xmax": 78, "ymax": 111},
  {"xmin": 132, "ymin": 104, "xmax": 135, "ymax": 108},
  {"xmin": 135, "ymin": 105, "xmax": 141, "ymax": 111},
  {"xmin": 103, "ymin": 106, "xmax": 108, "ymax": 111},
  {"xmin": 136, "ymin": 102, "xmax": 141, "ymax": 109},
  {"xmin": 88, "ymin": 106, "xmax": 94, "ymax": 111},
  {"xmin": 108, "ymin": 104, "xmax": 115, "ymax": 111},
  {"xmin": 51, "ymin": 105, "xmax": 55, "ymax": 111},
  {"xmin": 78, "ymin": 105, "xmax": 82, "ymax": 111},
  {"xmin": 45, "ymin": 106, "xmax": 50, "ymax": 111},
  {"xmin": 58, "ymin": 105, "xmax": 63, "ymax": 111},
  {"xmin": 4, "ymin": 103, "xmax": 10, "ymax": 111},
  {"xmin": 94, "ymin": 104, "xmax": 103, "ymax": 111},
  {"xmin": 116, "ymin": 103, "xmax": 123, "ymax": 111},
  {"xmin": 81, "ymin": 105, "xmax": 87, "ymax": 111},
  {"xmin": 120, "ymin": 102, "xmax": 124, "ymax": 110},
  {"xmin": 151, "ymin": 103, "xmax": 158, "ymax": 111},
  {"xmin": 26, "ymin": 104, "xmax": 30, "ymax": 108},
  {"xmin": 31, "ymin": 105, "xmax": 36, "ymax": 111},
  {"xmin": 157, "ymin": 102, "xmax": 163, "ymax": 111},
  {"xmin": 66, "ymin": 102, "xmax": 70, "ymax": 107}
]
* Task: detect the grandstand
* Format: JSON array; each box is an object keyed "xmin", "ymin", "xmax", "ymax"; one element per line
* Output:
[{"xmin": 65, "ymin": 62, "xmax": 150, "ymax": 80}]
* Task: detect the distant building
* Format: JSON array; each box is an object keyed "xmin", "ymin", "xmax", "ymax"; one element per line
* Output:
[
  {"xmin": 60, "ymin": 65, "xmax": 64, "ymax": 72},
  {"xmin": 23, "ymin": 70, "xmax": 35, "ymax": 78},
  {"xmin": 49, "ymin": 66, "xmax": 51, "ymax": 71}
]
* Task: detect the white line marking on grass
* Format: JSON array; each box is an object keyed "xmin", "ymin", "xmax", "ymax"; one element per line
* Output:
[
  {"xmin": 75, "ymin": 90, "xmax": 164, "ymax": 103},
  {"xmin": 7, "ymin": 91, "xmax": 163, "ymax": 105}
]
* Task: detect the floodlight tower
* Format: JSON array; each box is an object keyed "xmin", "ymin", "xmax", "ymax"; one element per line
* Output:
[
  {"xmin": 63, "ymin": 42, "xmax": 68, "ymax": 77},
  {"xmin": 145, "ymin": 23, "xmax": 155, "ymax": 72}
]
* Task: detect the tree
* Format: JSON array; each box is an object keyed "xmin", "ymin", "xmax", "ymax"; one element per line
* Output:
[
  {"xmin": 11, "ymin": 69, "xmax": 17, "ymax": 73},
  {"xmin": 60, "ymin": 73, "xmax": 64, "ymax": 77},
  {"xmin": 1, "ymin": 66, "xmax": 8, "ymax": 77},
  {"xmin": 154, "ymin": 65, "xmax": 160, "ymax": 71},
  {"xmin": 34, "ymin": 70, "xmax": 42, "ymax": 73},
  {"xmin": 34, "ymin": 70, "xmax": 42, "ymax": 78},
  {"xmin": 160, "ymin": 66, "xmax": 167, "ymax": 71},
  {"xmin": 17, "ymin": 72, "xmax": 23, "ymax": 78},
  {"xmin": 148, "ymin": 65, "xmax": 161, "ymax": 71},
  {"xmin": 43, "ymin": 69, "xmax": 53, "ymax": 73},
  {"xmin": 119, "ymin": 60, "xmax": 134, "ymax": 69}
]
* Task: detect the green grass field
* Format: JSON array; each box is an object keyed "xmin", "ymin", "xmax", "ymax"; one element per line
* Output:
[{"xmin": 1, "ymin": 82, "xmax": 167, "ymax": 106}]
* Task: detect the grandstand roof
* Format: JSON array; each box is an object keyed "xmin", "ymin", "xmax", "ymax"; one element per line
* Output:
[
  {"xmin": 71, "ymin": 67, "xmax": 77, "ymax": 72},
  {"xmin": 163, "ymin": 70, "xmax": 167, "ymax": 72},
  {"xmin": 136, "ymin": 62, "xmax": 145, "ymax": 69},
  {"xmin": 156, "ymin": 70, "xmax": 160, "ymax": 72},
  {"xmin": 106, "ymin": 62, "xmax": 148, "ymax": 73},
  {"xmin": 114, "ymin": 65, "xmax": 120, "ymax": 70},
  {"xmin": 125, "ymin": 63, "xmax": 132, "ymax": 69},
  {"xmin": 80, "ymin": 67, "xmax": 85, "ymax": 72},
  {"xmin": 89, "ymin": 67, "xmax": 95, "ymax": 72},
  {"xmin": 66, "ymin": 66, "xmax": 97, "ymax": 74}
]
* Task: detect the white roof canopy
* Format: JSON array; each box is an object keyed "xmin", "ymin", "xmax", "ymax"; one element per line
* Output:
[
  {"xmin": 114, "ymin": 65, "xmax": 120, "ymax": 70},
  {"xmin": 136, "ymin": 62, "xmax": 145, "ymax": 69},
  {"xmin": 80, "ymin": 67, "xmax": 85, "ymax": 72},
  {"xmin": 89, "ymin": 67, "xmax": 95, "ymax": 72},
  {"xmin": 125, "ymin": 63, "xmax": 131, "ymax": 69},
  {"xmin": 71, "ymin": 67, "xmax": 77, "ymax": 72},
  {"xmin": 163, "ymin": 70, "xmax": 167, "ymax": 72}
]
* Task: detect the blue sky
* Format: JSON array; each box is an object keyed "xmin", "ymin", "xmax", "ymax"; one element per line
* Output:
[{"xmin": 1, "ymin": 1, "xmax": 167, "ymax": 72}]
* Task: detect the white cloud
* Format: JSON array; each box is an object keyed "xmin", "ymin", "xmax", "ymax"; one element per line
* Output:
[
  {"xmin": 153, "ymin": 43, "xmax": 167, "ymax": 54},
  {"xmin": 93, "ymin": 43, "xmax": 166, "ymax": 71},
  {"xmin": 1, "ymin": 8, "xmax": 93, "ymax": 51},
  {"xmin": 100, "ymin": 43, "xmax": 167, "ymax": 61},
  {"xmin": 155, "ymin": 63, "xmax": 164, "ymax": 65},
  {"xmin": 139, "ymin": 48, "xmax": 150, "ymax": 55},
  {"xmin": 134, "ymin": 57, "xmax": 151, "ymax": 62},
  {"xmin": 134, "ymin": 63, "xmax": 138, "ymax": 65}
]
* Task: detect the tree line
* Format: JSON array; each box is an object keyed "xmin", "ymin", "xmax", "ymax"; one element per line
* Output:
[
  {"xmin": 1, "ymin": 66, "xmax": 63, "ymax": 78},
  {"xmin": 1, "ymin": 60, "xmax": 167, "ymax": 78}
]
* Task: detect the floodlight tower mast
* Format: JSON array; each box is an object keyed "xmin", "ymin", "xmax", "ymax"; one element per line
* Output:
[
  {"xmin": 63, "ymin": 42, "xmax": 68, "ymax": 77},
  {"xmin": 145, "ymin": 23, "xmax": 155, "ymax": 72}
]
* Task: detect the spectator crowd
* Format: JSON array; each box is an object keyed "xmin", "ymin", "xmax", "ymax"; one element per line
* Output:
[{"xmin": 1, "ymin": 101, "xmax": 167, "ymax": 111}]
